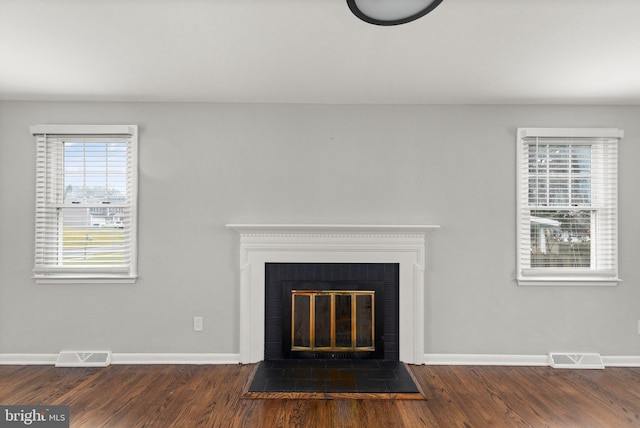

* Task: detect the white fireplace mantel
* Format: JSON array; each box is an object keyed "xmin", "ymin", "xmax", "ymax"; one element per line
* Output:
[{"xmin": 227, "ymin": 224, "xmax": 439, "ymax": 364}]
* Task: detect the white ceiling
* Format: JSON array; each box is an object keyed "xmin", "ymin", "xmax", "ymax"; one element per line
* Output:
[{"xmin": 1, "ymin": 0, "xmax": 640, "ymax": 105}]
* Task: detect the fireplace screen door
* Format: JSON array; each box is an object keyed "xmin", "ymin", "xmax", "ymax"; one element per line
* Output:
[{"xmin": 291, "ymin": 291, "xmax": 375, "ymax": 352}]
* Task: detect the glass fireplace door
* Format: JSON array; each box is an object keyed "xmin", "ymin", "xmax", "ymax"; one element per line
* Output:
[{"xmin": 291, "ymin": 291, "xmax": 375, "ymax": 352}]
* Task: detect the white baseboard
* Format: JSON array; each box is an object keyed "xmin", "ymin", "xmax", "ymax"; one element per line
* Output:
[
  {"xmin": 601, "ymin": 355, "xmax": 640, "ymax": 367},
  {"xmin": 424, "ymin": 354, "xmax": 550, "ymax": 366},
  {"xmin": 1, "ymin": 353, "xmax": 638, "ymax": 367},
  {"xmin": 0, "ymin": 354, "xmax": 58, "ymax": 365},
  {"xmin": 425, "ymin": 353, "xmax": 640, "ymax": 367},
  {"xmin": 0, "ymin": 353, "xmax": 240, "ymax": 366},
  {"xmin": 111, "ymin": 353, "xmax": 241, "ymax": 365}
]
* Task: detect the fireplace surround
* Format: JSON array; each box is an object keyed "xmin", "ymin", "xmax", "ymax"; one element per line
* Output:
[{"xmin": 227, "ymin": 224, "xmax": 439, "ymax": 365}]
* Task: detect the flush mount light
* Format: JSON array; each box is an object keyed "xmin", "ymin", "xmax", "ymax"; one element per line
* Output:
[{"xmin": 347, "ymin": 0, "xmax": 445, "ymax": 26}]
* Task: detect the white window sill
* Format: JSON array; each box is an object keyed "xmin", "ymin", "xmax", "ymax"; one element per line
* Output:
[
  {"xmin": 33, "ymin": 276, "xmax": 137, "ymax": 285},
  {"xmin": 517, "ymin": 277, "xmax": 621, "ymax": 287}
]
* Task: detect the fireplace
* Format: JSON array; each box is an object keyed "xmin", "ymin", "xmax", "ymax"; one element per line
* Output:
[
  {"xmin": 265, "ymin": 263, "xmax": 398, "ymax": 360},
  {"xmin": 227, "ymin": 224, "xmax": 439, "ymax": 364}
]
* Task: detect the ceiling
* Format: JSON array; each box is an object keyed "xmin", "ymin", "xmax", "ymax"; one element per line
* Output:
[{"xmin": 1, "ymin": 0, "xmax": 639, "ymax": 105}]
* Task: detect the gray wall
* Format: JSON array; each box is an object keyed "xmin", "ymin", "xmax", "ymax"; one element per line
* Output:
[{"xmin": 1, "ymin": 101, "xmax": 639, "ymax": 356}]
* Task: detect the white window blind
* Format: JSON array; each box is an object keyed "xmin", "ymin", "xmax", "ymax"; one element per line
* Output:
[
  {"xmin": 30, "ymin": 125, "xmax": 138, "ymax": 283},
  {"xmin": 516, "ymin": 128, "xmax": 622, "ymax": 286}
]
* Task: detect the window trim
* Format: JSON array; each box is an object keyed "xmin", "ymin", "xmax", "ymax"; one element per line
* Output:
[
  {"xmin": 30, "ymin": 124, "xmax": 138, "ymax": 284},
  {"xmin": 516, "ymin": 127, "xmax": 622, "ymax": 287}
]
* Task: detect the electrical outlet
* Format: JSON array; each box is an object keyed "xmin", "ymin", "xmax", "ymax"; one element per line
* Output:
[
  {"xmin": 637, "ymin": 320, "xmax": 640, "ymax": 335},
  {"xmin": 193, "ymin": 316, "xmax": 203, "ymax": 332}
]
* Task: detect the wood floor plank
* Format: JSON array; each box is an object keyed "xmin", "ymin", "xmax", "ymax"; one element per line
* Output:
[{"xmin": 1, "ymin": 364, "xmax": 640, "ymax": 427}]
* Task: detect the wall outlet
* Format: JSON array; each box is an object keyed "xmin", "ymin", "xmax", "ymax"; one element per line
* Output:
[
  {"xmin": 638, "ymin": 320, "xmax": 640, "ymax": 335},
  {"xmin": 193, "ymin": 316, "xmax": 203, "ymax": 332}
]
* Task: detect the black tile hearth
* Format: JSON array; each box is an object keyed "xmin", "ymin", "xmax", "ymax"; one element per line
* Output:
[{"xmin": 247, "ymin": 360, "xmax": 420, "ymax": 394}]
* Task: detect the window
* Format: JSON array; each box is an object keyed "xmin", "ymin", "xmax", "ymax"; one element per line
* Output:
[
  {"xmin": 30, "ymin": 125, "xmax": 138, "ymax": 283},
  {"xmin": 516, "ymin": 128, "xmax": 622, "ymax": 286}
]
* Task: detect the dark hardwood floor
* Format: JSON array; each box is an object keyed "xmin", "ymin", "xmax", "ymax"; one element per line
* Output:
[{"xmin": 1, "ymin": 363, "xmax": 639, "ymax": 427}]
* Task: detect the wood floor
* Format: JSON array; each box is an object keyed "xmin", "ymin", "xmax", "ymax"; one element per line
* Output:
[{"xmin": 1, "ymin": 363, "xmax": 639, "ymax": 427}]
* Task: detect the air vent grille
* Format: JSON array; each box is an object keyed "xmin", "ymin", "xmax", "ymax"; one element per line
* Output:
[
  {"xmin": 55, "ymin": 351, "xmax": 111, "ymax": 367},
  {"xmin": 549, "ymin": 353, "xmax": 604, "ymax": 369}
]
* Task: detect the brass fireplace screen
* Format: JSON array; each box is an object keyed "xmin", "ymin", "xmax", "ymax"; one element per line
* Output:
[{"xmin": 291, "ymin": 290, "xmax": 375, "ymax": 352}]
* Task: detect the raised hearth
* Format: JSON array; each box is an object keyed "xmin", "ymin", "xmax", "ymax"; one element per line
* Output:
[{"xmin": 245, "ymin": 359, "xmax": 424, "ymax": 399}]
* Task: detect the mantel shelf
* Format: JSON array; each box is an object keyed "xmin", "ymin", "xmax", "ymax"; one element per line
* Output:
[{"xmin": 226, "ymin": 224, "xmax": 440, "ymax": 235}]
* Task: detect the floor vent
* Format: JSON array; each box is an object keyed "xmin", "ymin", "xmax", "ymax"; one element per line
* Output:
[
  {"xmin": 548, "ymin": 353, "xmax": 604, "ymax": 369},
  {"xmin": 55, "ymin": 351, "xmax": 111, "ymax": 367}
]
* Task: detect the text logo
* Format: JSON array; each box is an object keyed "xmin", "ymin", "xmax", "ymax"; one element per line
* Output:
[{"xmin": 0, "ymin": 406, "xmax": 68, "ymax": 428}]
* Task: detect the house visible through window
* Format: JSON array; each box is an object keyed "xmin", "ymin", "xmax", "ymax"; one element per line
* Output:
[
  {"xmin": 516, "ymin": 128, "xmax": 622, "ymax": 286},
  {"xmin": 30, "ymin": 125, "xmax": 138, "ymax": 283}
]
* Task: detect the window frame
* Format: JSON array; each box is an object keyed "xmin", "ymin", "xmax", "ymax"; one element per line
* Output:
[
  {"xmin": 516, "ymin": 127, "xmax": 622, "ymax": 286},
  {"xmin": 30, "ymin": 124, "xmax": 138, "ymax": 284}
]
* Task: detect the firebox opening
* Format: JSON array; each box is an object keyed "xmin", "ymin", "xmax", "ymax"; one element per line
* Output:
[
  {"xmin": 291, "ymin": 290, "xmax": 376, "ymax": 353},
  {"xmin": 283, "ymin": 281, "xmax": 384, "ymax": 360}
]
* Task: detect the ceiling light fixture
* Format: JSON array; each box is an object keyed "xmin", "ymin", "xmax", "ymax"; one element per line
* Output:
[{"xmin": 346, "ymin": 0, "xmax": 444, "ymax": 26}]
